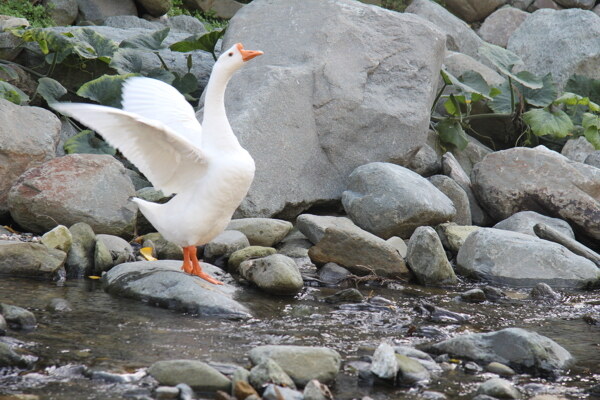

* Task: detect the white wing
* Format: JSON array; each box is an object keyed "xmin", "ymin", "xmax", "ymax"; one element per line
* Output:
[
  {"xmin": 53, "ymin": 103, "xmax": 207, "ymax": 196},
  {"xmin": 121, "ymin": 77, "xmax": 203, "ymax": 147}
]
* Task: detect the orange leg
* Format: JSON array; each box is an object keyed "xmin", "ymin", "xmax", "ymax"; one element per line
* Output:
[
  {"xmin": 184, "ymin": 245, "xmax": 223, "ymax": 285},
  {"xmin": 181, "ymin": 246, "xmax": 193, "ymax": 274}
]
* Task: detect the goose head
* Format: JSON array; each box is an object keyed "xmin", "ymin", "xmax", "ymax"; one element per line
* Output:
[{"xmin": 216, "ymin": 43, "xmax": 263, "ymax": 75}]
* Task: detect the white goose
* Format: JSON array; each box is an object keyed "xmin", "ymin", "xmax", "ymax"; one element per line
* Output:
[{"xmin": 53, "ymin": 43, "xmax": 263, "ymax": 285}]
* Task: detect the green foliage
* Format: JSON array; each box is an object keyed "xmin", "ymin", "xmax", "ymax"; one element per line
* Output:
[
  {"xmin": 77, "ymin": 74, "xmax": 138, "ymax": 107},
  {"xmin": 0, "ymin": 80, "xmax": 29, "ymax": 104},
  {"xmin": 63, "ymin": 130, "xmax": 116, "ymax": 155},
  {"xmin": 170, "ymin": 28, "xmax": 226, "ymax": 61},
  {"xmin": 168, "ymin": 0, "xmax": 228, "ymax": 31},
  {"xmin": 0, "ymin": 0, "xmax": 54, "ymax": 28},
  {"xmin": 36, "ymin": 77, "xmax": 67, "ymax": 104}
]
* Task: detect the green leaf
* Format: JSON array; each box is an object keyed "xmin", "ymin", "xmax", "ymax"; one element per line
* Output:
[
  {"xmin": 110, "ymin": 48, "xmax": 145, "ymax": 74},
  {"xmin": 36, "ymin": 77, "xmax": 67, "ymax": 104},
  {"xmin": 119, "ymin": 27, "xmax": 170, "ymax": 50},
  {"xmin": 522, "ymin": 107, "xmax": 574, "ymax": 138},
  {"xmin": 459, "ymin": 71, "xmax": 491, "ymax": 96},
  {"xmin": 63, "ymin": 129, "xmax": 116, "ymax": 155},
  {"xmin": 582, "ymin": 113, "xmax": 600, "ymax": 149},
  {"xmin": 488, "ymin": 80, "xmax": 516, "ymax": 114},
  {"xmin": 145, "ymin": 68, "xmax": 176, "ymax": 84},
  {"xmin": 0, "ymin": 81, "xmax": 29, "ymax": 105},
  {"xmin": 520, "ymin": 73, "xmax": 557, "ymax": 108},
  {"xmin": 172, "ymin": 72, "xmax": 198, "ymax": 96},
  {"xmin": 21, "ymin": 28, "xmax": 74, "ymax": 64},
  {"xmin": 554, "ymin": 92, "xmax": 600, "ymax": 112},
  {"xmin": 169, "ymin": 28, "xmax": 226, "ymax": 59},
  {"xmin": 512, "ymin": 70, "xmax": 543, "ymax": 90},
  {"xmin": 435, "ymin": 119, "xmax": 469, "ymax": 150},
  {"xmin": 77, "ymin": 73, "xmax": 137, "ymax": 107},
  {"xmin": 440, "ymin": 69, "xmax": 453, "ymax": 85},
  {"xmin": 440, "ymin": 68, "xmax": 492, "ymax": 100},
  {"xmin": 0, "ymin": 64, "xmax": 19, "ymax": 80},
  {"xmin": 68, "ymin": 28, "xmax": 119, "ymax": 63},
  {"xmin": 564, "ymin": 74, "xmax": 600, "ymax": 104},
  {"xmin": 478, "ymin": 43, "xmax": 522, "ymax": 73}
]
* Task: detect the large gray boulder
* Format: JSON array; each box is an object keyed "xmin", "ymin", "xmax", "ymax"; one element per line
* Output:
[
  {"xmin": 0, "ymin": 99, "xmax": 61, "ymax": 218},
  {"xmin": 75, "ymin": 0, "xmax": 138, "ymax": 24},
  {"xmin": 456, "ymin": 228, "xmax": 600, "ymax": 288},
  {"xmin": 507, "ymin": 9, "xmax": 600, "ymax": 89},
  {"xmin": 425, "ymin": 327, "xmax": 573, "ymax": 376},
  {"xmin": 554, "ymin": 0, "xmax": 595, "ymax": 9},
  {"xmin": 472, "ymin": 146, "xmax": 600, "ymax": 239},
  {"xmin": 493, "ymin": 211, "xmax": 575, "ymax": 238},
  {"xmin": 103, "ymin": 260, "xmax": 251, "ymax": 319},
  {"xmin": 8, "ymin": 154, "xmax": 137, "ymax": 237},
  {"xmin": 217, "ymin": 0, "xmax": 446, "ymax": 218},
  {"xmin": 342, "ymin": 162, "xmax": 455, "ymax": 239},
  {"xmin": 478, "ymin": 6, "xmax": 529, "ymax": 48}
]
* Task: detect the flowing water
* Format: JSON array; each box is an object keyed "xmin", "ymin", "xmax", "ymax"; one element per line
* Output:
[{"xmin": 0, "ymin": 276, "xmax": 598, "ymax": 399}]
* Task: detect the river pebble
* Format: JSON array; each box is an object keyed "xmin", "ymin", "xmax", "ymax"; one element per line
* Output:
[
  {"xmin": 227, "ymin": 218, "xmax": 293, "ymax": 247},
  {"xmin": 303, "ymin": 379, "xmax": 333, "ymax": 400},
  {"xmin": 486, "ymin": 361, "xmax": 516, "ymax": 376},
  {"xmin": 476, "ymin": 377, "xmax": 522, "ymax": 399},
  {"xmin": 40, "ymin": 225, "xmax": 72, "ymax": 252},
  {"xmin": 0, "ymin": 303, "xmax": 36, "ymax": 329},
  {"xmin": 148, "ymin": 359, "xmax": 231, "ymax": 392},
  {"xmin": 249, "ymin": 357, "xmax": 296, "ymax": 390},
  {"xmin": 239, "ymin": 254, "xmax": 304, "ymax": 295},
  {"xmin": 46, "ymin": 298, "xmax": 72, "ymax": 313},
  {"xmin": 228, "ymin": 246, "xmax": 277, "ymax": 274},
  {"xmin": 263, "ymin": 384, "xmax": 303, "ymax": 400},
  {"xmin": 204, "ymin": 230, "xmax": 250, "ymax": 260},
  {"xmin": 323, "ymin": 288, "xmax": 364, "ymax": 304},
  {"xmin": 155, "ymin": 386, "xmax": 179, "ymax": 400}
]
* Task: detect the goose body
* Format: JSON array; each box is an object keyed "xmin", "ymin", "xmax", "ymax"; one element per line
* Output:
[{"xmin": 53, "ymin": 43, "xmax": 263, "ymax": 284}]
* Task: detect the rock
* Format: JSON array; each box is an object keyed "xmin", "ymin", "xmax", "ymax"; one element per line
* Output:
[
  {"xmin": 136, "ymin": 0, "xmax": 172, "ymax": 16},
  {"xmin": 494, "ymin": 211, "xmax": 574, "ymax": 238},
  {"xmin": 435, "ymin": 223, "xmax": 480, "ymax": 252},
  {"xmin": 234, "ymin": 380, "xmax": 258, "ymax": 400},
  {"xmin": 148, "ymin": 360, "xmax": 231, "ymax": 392},
  {"xmin": 442, "ymin": 152, "xmax": 490, "ymax": 226},
  {"xmin": 303, "ymin": 380, "xmax": 333, "ymax": 400},
  {"xmin": 75, "ymin": 0, "xmax": 138, "ymax": 24},
  {"xmin": 554, "ymin": 0, "xmax": 595, "ymax": 8},
  {"xmin": 318, "ymin": 263, "xmax": 352, "ymax": 286},
  {"xmin": 94, "ymin": 234, "xmax": 135, "ymax": 273},
  {"xmin": 176, "ymin": 383, "xmax": 194, "ymax": 400},
  {"xmin": 406, "ymin": 227, "xmax": 457, "ymax": 286},
  {"xmin": 306, "ymin": 220, "xmax": 410, "ymax": 279},
  {"xmin": 443, "ymin": 52, "xmax": 504, "ymax": 88},
  {"xmin": 415, "ymin": 302, "xmax": 470, "ymax": 324},
  {"xmin": 142, "ymin": 232, "xmax": 182, "ymax": 260},
  {"xmin": 8, "ymin": 154, "xmax": 137, "ymax": 237},
  {"xmin": 0, "ymin": 31, "xmax": 24, "ymax": 61},
  {"xmin": 0, "ymin": 303, "xmax": 36, "ymax": 329},
  {"xmin": 43, "ymin": 0, "xmax": 78, "ymax": 25},
  {"xmin": 248, "ymin": 345, "xmax": 341, "ymax": 386},
  {"xmin": 125, "ymin": 169, "xmax": 151, "ymax": 191},
  {"xmin": 425, "ymin": 327, "xmax": 573, "ymax": 376},
  {"xmin": 0, "ymin": 241, "xmax": 66, "ymax": 278},
  {"xmin": 406, "ymin": 0, "xmax": 486, "ymax": 62},
  {"xmin": 65, "ymin": 222, "xmax": 96, "ymax": 277},
  {"xmin": 0, "ymin": 15, "xmax": 29, "ymax": 30},
  {"xmin": 220, "ymin": 0, "xmax": 445, "ymax": 218},
  {"xmin": 239, "ymin": 254, "xmax": 303, "ymax": 295},
  {"xmin": 183, "ymin": 0, "xmax": 244, "ymax": 19},
  {"xmin": 296, "ymin": 215, "xmax": 357, "ymax": 244},
  {"xmin": 41, "ymin": 225, "xmax": 73, "ymax": 252},
  {"xmin": 478, "ymin": 6, "xmax": 529, "ymax": 48},
  {"xmin": 561, "ymin": 136, "xmax": 596, "ymax": 162},
  {"xmin": 370, "ymin": 343, "xmax": 398, "ymax": 380},
  {"xmin": 386, "ymin": 236, "xmax": 408, "ymax": 258},
  {"xmin": 528, "ymin": 0, "xmax": 564, "ymax": 10},
  {"xmin": 0, "ymin": 314, "xmax": 6, "ymax": 334},
  {"xmin": 530, "ymin": 282, "xmax": 561, "ymax": 301},
  {"xmin": 448, "ymin": 136, "xmax": 493, "ymax": 177},
  {"xmin": 323, "ymin": 288, "xmax": 364, "ymax": 304},
  {"xmin": 249, "ymin": 358, "xmax": 296, "ymax": 390},
  {"xmin": 227, "ymin": 246, "xmax": 276, "ymax": 274},
  {"xmin": 0, "ymin": 342, "xmax": 31, "ymax": 368},
  {"xmin": 396, "ymin": 353, "xmax": 431, "ymax": 385},
  {"xmin": 262, "ymin": 385, "xmax": 303, "ymax": 400},
  {"xmin": 460, "ymin": 288, "xmax": 487, "ymax": 303},
  {"xmin": 46, "ymin": 298, "xmax": 72, "ymax": 313},
  {"xmin": 428, "ymin": 175, "xmax": 472, "ymax": 225},
  {"xmin": 595, "ymin": 3, "xmax": 600, "ymax": 15},
  {"xmin": 406, "ymin": 144, "xmax": 441, "ymax": 177},
  {"xmin": 533, "ymin": 223, "xmax": 600, "ymax": 267},
  {"xmin": 584, "ymin": 151, "xmax": 600, "ymax": 168},
  {"xmin": 508, "ymin": 9, "xmax": 600, "ymax": 89},
  {"xmin": 342, "ymin": 162, "xmax": 455, "ymax": 239},
  {"xmin": 0, "ymin": 99, "xmax": 61, "ymax": 218},
  {"xmin": 155, "ymin": 386, "xmax": 179, "ymax": 400},
  {"xmin": 226, "ymin": 218, "xmax": 293, "ymax": 247},
  {"xmin": 94, "ymin": 239, "xmax": 113, "ymax": 273},
  {"xmin": 477, "ymin": 378, "xmax": 522, "ymax": 399},
  {"xmin": 276, "ymin": 236, "xmax": 312, "ymax": 259},
  {"xmin": 457, "ymin": 228, "xmax": 600, "ymax": 288},
  {"xmin": 443, "ymin": 0, "xmax": 508, "ymax": 22},
  {"xmin": 472, "ymin": 146, "xmax": 600, "ymax": 239},
  {"xmin": 103, "ymin": 260, "xmax": 251, "ymax": 319},
  {"xmin": 486, "ymin": 362, "xmax": 516, "ymax": 376},
  {"xmin": 204, "ymin": 230, "xmax": 250, "ymax": 260},
  {"xmin": 510, "ymin": 0, "xmax": 534, "ymax": 9}
]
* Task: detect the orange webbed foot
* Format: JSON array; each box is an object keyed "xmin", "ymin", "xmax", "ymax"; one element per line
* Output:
[{"xmin": 185, "ymin": 245, "xmax": 224, "ymax": 285}]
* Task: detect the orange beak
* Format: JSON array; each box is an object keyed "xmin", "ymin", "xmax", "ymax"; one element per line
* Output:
[{"xmin": 236, "ymin": 43, "xmax": 264, "ymax": 62}]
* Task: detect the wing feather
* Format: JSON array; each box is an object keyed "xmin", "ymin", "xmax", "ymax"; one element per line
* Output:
[{"xmin": 53, "ymin": 102, "xmax": 207, "ymax": 195}]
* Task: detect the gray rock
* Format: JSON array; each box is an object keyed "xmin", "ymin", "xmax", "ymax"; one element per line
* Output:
[
  {"xmin": 428, "ymin": 175, "xmax": 472, "ymax": 225},
  {"xmin": 534, "ymin": 223, "xmax": 600, "ymax": 267},
  {"xmin": 0, "ymin": 303, "xmax": 36, "ymax": 329},
  {"xmin": 406, "ymin": 0, "xmax": 487, "ymax": 61},
  {"xmin": 478, "ymin": 6, "xmax": 529, "ymax": 48},
  {"xmin": 75, "ymin": 0, "xmax": 138, "ymax": 24},
  {"xmin": 486, "ymin": 362, "xmax": 516, "ymax": 376},
  {"xmin": 184, "ymin": 0, "xmax": 244, "ymax": 19},
  {"xmin": 508, "ymin": 9, "xmax": 600, "ymax": 89},
  {"xmin": 530, "ymin": 282, "xmax": 561, "ymax": 301},
  {"xmin": 296, "ymin": 215, "xmax": 356, "ymax": 244},
  {"xmin": 443, "ymin": 52, "xmax": 504, "ymax": 88},
  {"xmin": 442, "ymin": 152, "xmax": 491, "ymax": 226},
  {"xmin": 46, "ymin": 298, "xmax": 72, "ymax": 313},
  {"xmin": 406, "ymin": 227, "xmax": 457, "ymax": 286},
  {"xmin": 41, "ymin": 225, "xmax": 73, "ymax": 252},
  {"xmin": 226, "ymin": 218, "xmax": 293, "ymax": 247},
  {"xmin": 477, "ymin": 378, "xmax": 522, "ymax": 399},
  {"xmin": 65, "ymin": 222, "xmax": 96, "ymax": 277},
  {"xmin": 94, "ymin": 239, "xmax": 113, "ymax": 274},
  {"xmin": 136, "ymin": 0, "xmax": 172, "ymax": 16},
  {"xmin": 220, "ymin": 0, "xmax": 445, "ymax": 218},
  {"xmin": 527, "ymin": 0, "xmax": 564, "ymax": 10},
  {"xmin": 303, "ymin": 380, "xmax": 333, "ymax": 400},
  {"xmin": 277, "ymin": 237, "xmax": 312, "ymax": 258},
  {"xmin": 493, "ymin": 211, "xmax": 575, "ymax": 238},
  {"xmin": 370, "ymin": 343, "xmax": 398, "ymax": 380},
  {"xmin": 0, "ymin": 314, "xmax": 6, "ymax": 334},
  {"xmin": 125, "ymin": 169, "xmax": 151, "ymax": 191},
  {"xmin": 386, "ymin": 236, "xmax": 408, "ymax": 258},
  {"xmin": 318, "ymin": 263, "xmax": 352, "ymax": 286},
  {"xmin": 249, "ymin": 345, "xmax": 341, "ymax": 386},
  {"xmin": 249, "ymin": 358, "xmax": 296, "ymax": 390},
  {"xmin": 0, "ymin": 32, "xmax": 23, "ymax": 61},
  {"xmin": 323, "ymin": 288, "xmax": 364, "ymax": 304},
  {"xmin": 44, "ymin": 0, "xmax": 78, "ymax": 25},
  {"xmin": 239, "ymin": 254, "xmax": 303, "ymax": 295},
  {"xmin": 407, "ymin": 144, "xmax": 441, "ymax": 177},
  {"xmin": 94, "ymin": 234, "xmax": 135, "ymax": 273},
  {"xmin": 155, "ymin": 386, "xmax": 179, "ymax": 400},
  {"xmin": 148, "ymin": 359, "xmax": 231, "ymax": 392},
  {"xmin": 472, "ymin": 146, "xmax": 600, "ymax": 239},
  {"xmin": 142, "ymin": 232, "xmax": 182, "ymax": 260},
  {"xmin": 262, "ymin": 384, "xmax": 303, "ymax": 400},
  {"xmin": 0, "ymin": 241, "xmax": 66, "ymax": 278},
  {"xmin": 457, "ymin": 228, "xmax": 600, "ymax": 288},
  {"xmin": 584, "ymin": 151, "xmax": 600, "ymax": 168},
  {"xmin": 342, "ymin": 162, "xmax": 455, "ymax": 239},
  {"xmin": 435, "ymin": 223, "xmax": 480, "ymax": 253},
  {"xmin": 204, "ymin": 230, "xmax": 250, "ymax": 259},
  {"xmin": 176, "ymin": 383, "xmax": 193, "ymax": 400},
  {"xmin": 511, "ymin": 0, "xmax": 535, "ymax": 9},
  {"xmin": 443, "ymin": 0, "xmax": 508, "ymax": 22},
  {"xmin": 554, "ymin": 0, "xmax": 595, "ymax": 8},
  {"xmin": 561, "ymin": 136, "xmax": 596, "ymax": 163},
  {"xmin": 103, "ymin": 260, "xmax": 251, "ymax": 319},
  {"xmin": 227, "ymin": 246, "xmax": 277, "ymax": 274},
  {"xmin": 166, "ymin": 15, "xmax": 206, "ymax": 33},
  {"xmin": 460, "ymin": 288, "xmax": 487, "ymax": 303},
  {"xmin": 102, "ymin": 15, "xmax": 158, "ymax": 29},
  {"xmin": 0, "ymin": 99, "xmax": 60, "ymax": 218},
  {"xmin": 396, "ymin": 353, "xmax": 431, "ymax": 385},
  {"xmin": 426, "ymin": 327, "xmax": 573, "ymax": 375},
  {"xmin": 0, "ymin": 342, "xmax": 31, "ymax": 368},
  {"xmin": 8, "ymin": 154, "xmax": 137, "ymax": 237}
]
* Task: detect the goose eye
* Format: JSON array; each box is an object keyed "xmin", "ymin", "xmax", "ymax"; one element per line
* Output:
[{"xmin": 228, "ymin": 52, "xmax": 233, "ymax": 57}]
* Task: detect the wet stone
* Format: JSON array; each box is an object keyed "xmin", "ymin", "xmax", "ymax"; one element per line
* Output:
[
  {"xmin": 65, "ymin": 222, "xmax": 95, "ymax": 277},
  {"xmin": 0, "ymin": 241, "xmax": 66, "ymax": 279},
  {"xmin": 148, "ymin": 359, "xmax": 231, "ymax": 392},
  {"xmin": 464, "ymin": 361, "xmax": 483, "ymax": 374},
  {"xmin": 41, "ymin": 225, "xmax": 72, "ymax": 252},
  {"xmin": 0, "ymin": 314, "xmax": 6, "ymax": 335},
  {"xmin": 303, "ymin": 379, "xmax": 333, "ymax": 400},
  {"xmin": 406, "ymin": 226, "xmax": 457, "ymax": 286},
  {"xmin": 233, "ymin": 380, "xmax": 258, "ymax": 400},
  {"xmin": 318, "ymin": 262, "xmax": 352, "ymax": 286},
  {"xmin": 370, "ymin": 343, "xmax": 398, "ymax": 380},
  {"xmin": 176, "ymin": 383, "xmax": 194, "ymax": 400},
  {"xmin": 228, "ymin": 246, "xmax": 277, "ymax": 274},
  {"xmin": 323, "ymin": 288, "xmax": 364, "ymax": 304},
  {"xmin": 249, "ymin": 358, "xmax": 296, "ymax": 390},
  {"xmin": 486, "ymin": 361, "xmax": 516, "ymax": 376},
  {"xmin": 227, "ymin": 218, "xmax": 293, "ymax": 247},
  {"xmin": 263, "ymin": 384, "xmax": 303, "ymax": 400},
  {"xmin": 460, "ymin": 288, "xmax": 487, "ymax": 303},
  {"xmin": 204, "ymin": 230, "xmax": 250, "ymax": 260},
  {"xmin": 155, "ymin": 386, "xmax": 179, "ymax": 400},
  {"xmin": 239, "ymin": 254, "xmax": 304, "ymax": 295},
  {"xmin": 0, "ymin": 303, "xmax": 36, "ymax": 329},
  {"xmin": 476, "ymin": 378, "xmax": 522, "ymax": 399},
  {"xmin": 0, "ymin": 341, "xmax": 32, "ymax": 368},
  {"xmin": 46, "ymin": 298, "xmax": 72, "ymax": 313},
  {"xmin": 396, "ymin": 353, "xmax": 431, "ymax": 384},
  {"xmin": 142, "ymin": 232, "xmax": 183, "ymax": 260},
  {"xmin": 530, "ymin": 283, "xmax": 561, "ymax": 301}
]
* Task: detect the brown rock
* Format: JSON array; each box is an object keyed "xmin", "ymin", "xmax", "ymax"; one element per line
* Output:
[{"xmin": 479, "ymin": 6, "xmax": 529, "ymax": 48}]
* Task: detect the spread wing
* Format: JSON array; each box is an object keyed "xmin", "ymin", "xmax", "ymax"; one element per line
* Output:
[
  {"xmin": 121, "ymin": 77, "xmax": 203, "ymax": 147},
  {"xmin": 52, "ymin": 103, "xmax": 208, "ymax": 196}
]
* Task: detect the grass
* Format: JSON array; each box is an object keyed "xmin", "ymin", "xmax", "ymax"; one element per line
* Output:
[
  {"xmin": 0, "ymin": 0, "xmax": 54, "ymax": 27},
  {"xmin": 168, "ymin": 0, "xmax": 228, "ymax": 31}
]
